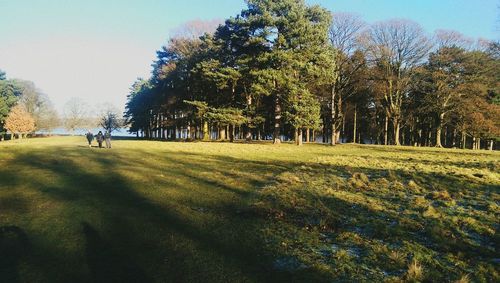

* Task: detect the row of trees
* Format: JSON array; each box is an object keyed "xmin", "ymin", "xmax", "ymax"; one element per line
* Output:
[
  {"xmin": 124, "ymin": 0, "xmax": 499, "ymax": 149},
  {"xmin": 62, "ymin": 98, "xmax": 124, "ymax": 134},
  {"xmin": 0, "ymin": 71, "xmax": 124, "ymax": 139},
  {"xmin": 0, "ymin": 70, "xmax": 59, "ymax": 139}
]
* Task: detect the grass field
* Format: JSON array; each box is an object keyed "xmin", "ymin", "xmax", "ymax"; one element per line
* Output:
[{"xmin": 0, "ymin": 137, "xmax": 498, "ymax": 282}]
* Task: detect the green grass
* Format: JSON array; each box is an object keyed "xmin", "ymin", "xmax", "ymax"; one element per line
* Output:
[{"xmin": 0, "ymin": 137, "xmax": 499, "ymax": 282}]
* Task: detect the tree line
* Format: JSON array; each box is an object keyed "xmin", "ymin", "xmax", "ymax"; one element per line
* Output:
[
  {"xmin": 124, "ymin": 0, "xmax": 499, "ymax": 149},
  {"xmin": 0, "ymin": 70, "xmax": 124, "ymax": 140},
  {"xmin": 0, "ymin": 70, "xmax": 59, "ymax": 140}
]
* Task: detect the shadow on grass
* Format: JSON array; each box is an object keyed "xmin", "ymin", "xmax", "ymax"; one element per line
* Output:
[
  {"xmin": 0, "ymin": 226, "xmax": 31, "ymax": 283},
  {"xmin": 0, "ymin": 143, "xmax": 496, "ymax": 282},
  {"xmin": 0, "ymin": 146, "xmax": 312, "ymax": 282},
  {"xmin": 82, "ymin": 222, "xmax": 151, "ymax": 283}
]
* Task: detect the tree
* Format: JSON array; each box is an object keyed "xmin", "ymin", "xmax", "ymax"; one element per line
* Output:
[
  {"xmin": 63, "ymin": 98, "xmax": 89, "ymax": 133},
  {"xmin": 124, "ymin": 78, "xmax": 153, "ymax": 137},
  {"xmin": 236, "ymin": 0, "xmax": 333, "ymax": 144},
  {"xmin": 100, "ymin": 109, "xmax": 123, "ymax": 133},
  {"xmin": 327, "ymin": 13, "xmax": 365, "ymax": 145},
  {"xmin": 171, "ymin": 19, "xmax": 223, "ymax": 40},
  {"xmin": 5, "ymin": 104, "xmax": 35, "ymax": 139},
  {"xmin": 434, "ymin": 29, "xmax": 473, "ymax": 50},
  {"xmin": 0, "ymin": 77, "xmax": 24, "ymax": 139},
  {"xmin": 360, "ymin": 19, "xmax": 431, "ymax": 145},
  {"xmin": 122, "ymin": 2, "xmax": 498, "ymax": 149},
  {"xmin": 16, "ymin": 80, "xmax": 59, "ymax": 132},
  {"xmin": 418, "ymin": 47, "xmax": 469, "ymax": 147},
  {"xmin": 458, "ymin": 49, "xmax": 500, "ymax": 149},
  {"xmin": 37, "ymin": 106, "xmax": 60, "ymax": 134},
  {"xmin": 284, "ymin": 89, "xmax": 321, "ymax": 145}
]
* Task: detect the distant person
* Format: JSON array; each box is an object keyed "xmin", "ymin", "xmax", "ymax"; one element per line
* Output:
[
  {"xmin": 104, "ymin": 130, "xmax": 112, "ymax": 149},
  {"xmin": 95, "ymin": 131, "xmax": 104, "ymax": 148},
  {"xmin": 85, "ymin": 130, "xmax": 94, "ymax": 147}
]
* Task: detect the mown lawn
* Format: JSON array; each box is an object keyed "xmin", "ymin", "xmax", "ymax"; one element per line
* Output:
[{"xmin": 0, "ymin": 137, "xmax": 498, "ymax": 282}]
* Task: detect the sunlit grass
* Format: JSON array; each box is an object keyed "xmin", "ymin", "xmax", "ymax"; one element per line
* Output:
[{"xmin": 0, "ymin": 137, "xmax": 498, "ymax": 282}]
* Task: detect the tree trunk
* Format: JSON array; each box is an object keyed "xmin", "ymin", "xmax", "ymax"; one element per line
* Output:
[
  {"xmin": 462, "ymin": 131, "xmax": 467, "ymax": 149},
  {"xmin": 489, "ymin": 140, "xmax": 494, "ymax": 150},
  {"xmin": 230, "ymin": 125, "xmax": 236, "ymax": 142},
  {"xmin": 426, "ymin": 127, "xmax": 431, "ymax": 147},
  {"xmin": 306, "ymin": 128, "xmax": 310, "ymax": 143},
  {"xmin": 273, "ymin": 95, "xmax": 281, "ymax": 144},
  {"xmin": 384, "ymin": 116, "xmax": 389, "ymax": 145},
  {"xmin": 330, "ymin": 86, "xmax": 337, "ymax": 145},
  {"xmin": 245, "ymin": 127, "xmax": 252, "ymax": 142},
  {"xmin": 312, "ymin": 130, "xmax": 315, "ymax": 143},
  {"xmin": 435, "ymin": 112, "xmax": 445, "ymax": 147},
  {"xmin": 451, "ymin": 128, "xmax": 457, "ymax": 148},
  {"xmin": 202, "ymin": 121, "xmax": 209, "ymax": 141},
  {"xmin": 341, "ymin": 111, "xmax": 345, "ymax": 143},
  {"xmin": 353, "ymin": 104, "xmax": 357, "ymax": 143},
  {"xmin": 393, "ymin": 119, "xmax": 401, "ymax": 146},
  {"xmin": 219, "ymin": 126, "xmax": 226, "ymax": 140},
  {"xmin": 295, "ymin": 128, "xmax": 303, "ymax": 146},
  {"xmin": 436, "ymin": 126, "xmax": 443, "ymax": 148}
]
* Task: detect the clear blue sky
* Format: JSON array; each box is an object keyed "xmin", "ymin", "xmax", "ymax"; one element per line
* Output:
[{"xmin": 0, "ymin": 0, "xmax": 498, "ymax": 112}]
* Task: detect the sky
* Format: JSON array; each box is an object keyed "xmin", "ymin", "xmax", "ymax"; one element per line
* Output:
[{"xmin": 0, "ymin": 0, "xmax": 498, "ymax": 114}]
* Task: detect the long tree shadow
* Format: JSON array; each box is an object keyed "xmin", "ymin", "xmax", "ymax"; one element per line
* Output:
[
  {"xmin": 82, "ymin": 222, "xmax": 151, "ymax": 283},
  {"xmin": 0, "ymin": 226, "xmax": 31, "ymax": 283},
  {"xmin": 1, "ymin": 144, "xmax": 497, "ymax": 282},
  {"xmin": 0, "ymin": 147, "xmax": 302, "ymax": 282}
]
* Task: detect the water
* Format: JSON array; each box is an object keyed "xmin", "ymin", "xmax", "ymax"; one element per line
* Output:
[{"xmin": 39, "ymin": 127, "xmax": 135, "ymax": 137}]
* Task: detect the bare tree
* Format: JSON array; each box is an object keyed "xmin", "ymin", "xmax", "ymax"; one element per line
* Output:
[
  {"xmin": 328, "ymin": 13, "xmax": 365, "ymax": 145},
  {"xmin": 63, "ymin": 97, "xmax": 89, "ymax": 134},
  {"xmin": 330, "ymin": 13, "xmax": 365, "ymax": 55},
  {"xmin": 97, "ymin": 104, "xmax": 123, "ymax": 133},
  {"xmin": 360, "ymin": 19, "xmax": 432, "ymax": 145},
  {"xmin": 171, "ymin": 19, "xmax": 223, "ymax": 39},
  {"xmin": 434, "ymin": 29, "xmax": 473, "ymax": 50}
]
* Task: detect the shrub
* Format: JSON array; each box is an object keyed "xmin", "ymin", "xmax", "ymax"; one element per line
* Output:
[
  {"xmin": 422, "ymin": 205, "xmax": 440, "ymax": 218},
  {"xmin": 407, "ymin": 180, "xmax": 420, "ymax": 192},
  {"xmin": 429, "ymin": 190, "xmax": 452, "ymax": 201},
  {"xmin": 405, "ymin": 259, "xmax": 423, "ymax": 282},
  {"xmin": 454, "ymin": 274, "xmax": 470, "ymax": 283},
  {"xmin": 348, "ymin": 172, "xmax": 370, "ymax": 189},
  {"xmin": 414, "ymin": 196, "xmax": 430, "ymax": 209},
  {"xmin": 388, "ymin": 250, "xmax": 407, "ymax": 268}
]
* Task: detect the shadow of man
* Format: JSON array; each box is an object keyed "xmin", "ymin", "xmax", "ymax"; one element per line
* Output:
[
  {"xmin": 0, "ymin": 226, "xmax": 31, "ymax": 283},
  {"xmin": 82, "ymin": 222, "xmax": 151, "ymax": 283}
]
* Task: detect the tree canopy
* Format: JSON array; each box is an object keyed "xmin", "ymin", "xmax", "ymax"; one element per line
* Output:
[
  {"xmin": 5, "ymin": 104, "xmax": 36, "ymax": 138},
  {"xmin": 124, "ymin": 0, "xmax": 499, "ymax": 150}
]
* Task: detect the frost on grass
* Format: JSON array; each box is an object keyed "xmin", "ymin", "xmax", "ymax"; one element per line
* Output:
[{"xmin": 252, "ymin": 149, "xmax": 499, "ymax": 282}]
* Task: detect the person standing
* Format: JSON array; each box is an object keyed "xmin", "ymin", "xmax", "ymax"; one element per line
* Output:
[
  {"xmin": 95, "ymin": 131, "xmax": 104, "ymax": 148},
  {"xmin": 85, "ymin": 130, "xmax": 94, "ymax": 147},
  {"xmin": 104, "ymin": 130, "xmax": 112, "ymax": 149}
]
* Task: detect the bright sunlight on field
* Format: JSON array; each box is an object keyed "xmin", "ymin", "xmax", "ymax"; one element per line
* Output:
[{"xmin": 1, "ymin": 137, "xmax": 498, "ymax": 282}]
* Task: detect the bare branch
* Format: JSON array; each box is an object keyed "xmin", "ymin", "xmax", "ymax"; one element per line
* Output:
[{"xmin": 170, "ymin": 19, "xmax": 223, "ymax": 40}]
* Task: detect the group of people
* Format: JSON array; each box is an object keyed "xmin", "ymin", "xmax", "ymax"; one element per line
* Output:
[{"xmin": 85, "ymin": 130, "xmax": 112, "ymax": 148}]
